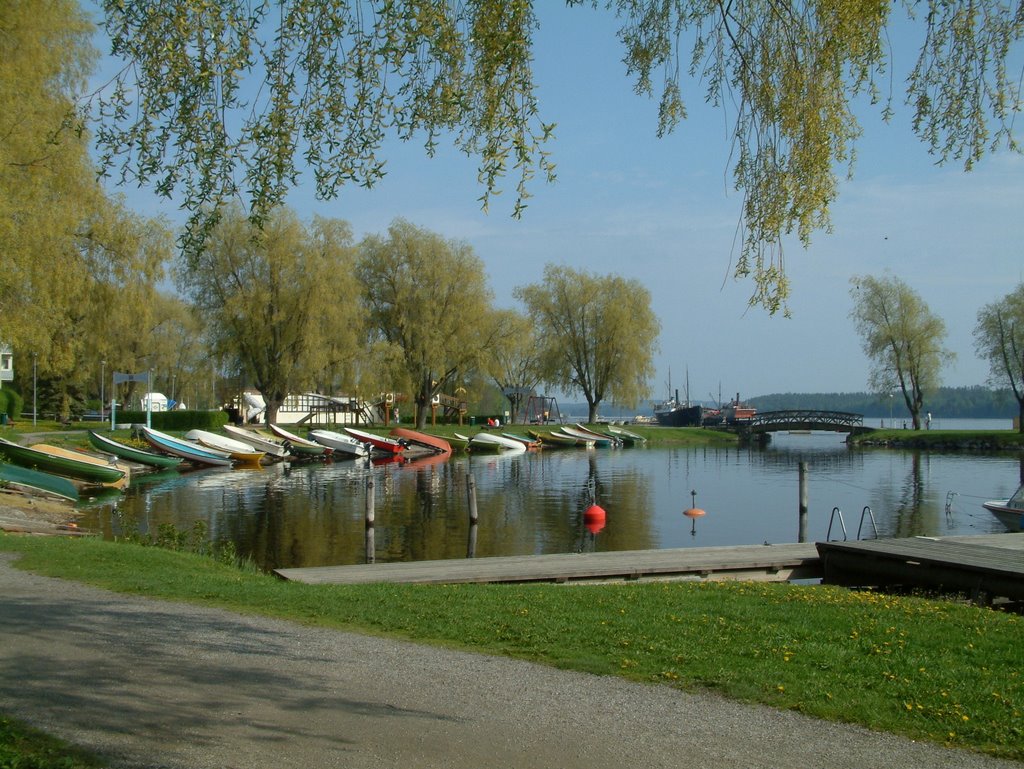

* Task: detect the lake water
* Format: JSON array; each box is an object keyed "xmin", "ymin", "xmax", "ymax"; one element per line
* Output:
[{"xmin": 78, "ymin": 421, "xmax": 1023, "ymax": 572}]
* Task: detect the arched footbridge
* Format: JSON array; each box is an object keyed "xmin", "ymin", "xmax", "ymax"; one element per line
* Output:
[{"xmin": 744, "ymin": 410, "xmax": 875, "ymax": 435}]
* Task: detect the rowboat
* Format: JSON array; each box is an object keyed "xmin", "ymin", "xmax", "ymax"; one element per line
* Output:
[
  {"xmin": 343, "ymin": 427, "xmax": 404, "ymax": 455},
  {"xmin": 528, "ymin": 429, "xmax": 594, "ymax": 448},
  {"xmin": 469, "ymin": 432, "xmax": 525, "ymax": 453},
  {"xmin": 561, "ymin": 426, "xmax": 614, "ymax": 447},
  {"xmin": 607, "ymin": 425, "xmax": 646, "ymax": 444},
  {"xmin": 223, "ymin": 424, "xmax": 290, "ymax": 459},
  {"xmin": 88, "ymin": 431, "xmax": 183, "ymax": 470},
  {"xmin": 501, "ymin": 433, "xmax": 542, "ymax": 450},
  {"xmin": 140, "ymin": 426, "xmax": 233, "ymax": 467},
  {"xmin": 185, "ymin": 430, "xmax": 265, "ymax": 465},
  {"xmin": 0, "ymin": 460, "xmax": 79, "ymax": 502},
  {"xmin": 573, "ymin": 423, "xmax": 623, "ymax": 446},
  {"xmin": 390, "ymin": 427, "xmax": 451, "ymax": 455},
  {"xmin": 0, "ymin": 437, "xmax": 127, "ymax": 486},
  {"xmin": 266, "ymin": 424, "xmax": 331, "ymax": 456},
  {"xmin": 308, "ymin": 429, "xmax": 370, "ymax": 458},
  {"xmin": 447, "ymin": 433, "xmax": 471, "ymax": 451}
]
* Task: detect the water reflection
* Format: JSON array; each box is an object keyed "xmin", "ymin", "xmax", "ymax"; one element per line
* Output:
[{"xmin": 81, "ymin": 432, "xmax": 1022, "ymax": 572}]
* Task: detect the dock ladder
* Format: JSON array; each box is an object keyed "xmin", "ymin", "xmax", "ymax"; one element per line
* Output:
[{"xmin": 826, "ymin": 506, "xmax": 879, "ymax": 542}]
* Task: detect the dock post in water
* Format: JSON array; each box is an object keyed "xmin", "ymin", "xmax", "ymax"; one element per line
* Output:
[
  {"xmin": 365, "ymin": 475, "xmax": 375, "ymax": 564},
  {"xmin": 798, "ymin": 462, "xmax": 808, "ymax": 543},
  {"xmin": 466, "ymin": 474, "xmax": 479, "ymax": 558}
]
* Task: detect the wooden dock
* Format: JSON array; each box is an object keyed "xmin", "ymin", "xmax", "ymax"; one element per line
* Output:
[
  {"xmin": 274, "ymin": 533, "xmax": 1024, "ymax": 588},
  {"xmin": 817, "ymin": 533, "xmax": 1024, "ymax": 603},
  {"xmin": 274, "ymin": 542, "xmax": 821, "ymax": 585}
]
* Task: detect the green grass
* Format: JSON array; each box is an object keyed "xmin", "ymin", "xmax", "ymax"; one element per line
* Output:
[
  {"xmin": 1, "ymin": 535, "xmax": 1021, "ymax": 760},
  {"xmin": 0, "ymin": 712, "xmax": 106, "ymax": 769}
]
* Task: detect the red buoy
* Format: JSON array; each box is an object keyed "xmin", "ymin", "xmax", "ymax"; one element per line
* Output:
[{"xmin": 584, "ymin": 503, "xmax": 606, "ymax": 535}]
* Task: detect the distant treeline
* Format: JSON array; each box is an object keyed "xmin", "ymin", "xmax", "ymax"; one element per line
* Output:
[{"xmin": 747, "ymin": 386, "xmax": 1017, "ymax": 418}]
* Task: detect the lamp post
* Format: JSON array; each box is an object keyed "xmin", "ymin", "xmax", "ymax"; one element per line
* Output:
[
  {"xmin": 32, "ymin": 352, "xmax": 37, "ymax": 427},
  {"xmin": 101, "ymin": 359, "xmax": 106, "ymax": 423},
  {"xmin": 889, "ymin": 392, "xmax": 893, "ymax": 428}
]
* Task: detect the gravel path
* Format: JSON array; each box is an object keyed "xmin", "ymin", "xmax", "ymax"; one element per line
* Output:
[{"xmin": 1, "ymin": 552, "xmax": 1019, "ymax": 769}]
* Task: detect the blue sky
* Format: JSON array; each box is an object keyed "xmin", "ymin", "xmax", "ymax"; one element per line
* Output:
[{"xmin": 92, "ymin": 3, "xmax": 1024, "ymax": 405}]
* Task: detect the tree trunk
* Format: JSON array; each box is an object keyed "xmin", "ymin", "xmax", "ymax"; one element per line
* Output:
[
  {"xmin": 588, "ymin": 402, "xmax": 598, "ymax": 424},
  {"xmin": 1018, "ymin": 400, "xmax": 1024, "ymax": 434}
]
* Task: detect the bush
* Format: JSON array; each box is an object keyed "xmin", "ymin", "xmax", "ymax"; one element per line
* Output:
[{"xmin": 112, "ymin": 409, "xmax": 229, "ymax": 431}]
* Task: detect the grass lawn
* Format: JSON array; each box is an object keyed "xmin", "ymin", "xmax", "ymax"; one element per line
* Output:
[{"xmin": 1, "ymin": 534, "xmax": 1021, "ymax": 761}]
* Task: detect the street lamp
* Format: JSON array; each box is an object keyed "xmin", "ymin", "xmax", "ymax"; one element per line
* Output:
[
  {"xmin": 889, "ymin": 392, "xmax": 893, "ymax": 428},
  {"xmin": 101, "ymin": 359, "xmax": 106, "ymax": 423}
]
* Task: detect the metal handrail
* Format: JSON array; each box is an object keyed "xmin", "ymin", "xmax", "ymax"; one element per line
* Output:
[
  {"xmin": 857, "ymin": 506, "xmax": 879, "ymax": 540},
  {"xmin": 826, "ymin": 506, "xmax": 848, "ymax": 541}
]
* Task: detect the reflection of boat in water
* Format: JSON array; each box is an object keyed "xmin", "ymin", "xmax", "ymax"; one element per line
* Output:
[{"xmin": 983, "ymin": 484, "xmax": 1024, "ymax": 531}]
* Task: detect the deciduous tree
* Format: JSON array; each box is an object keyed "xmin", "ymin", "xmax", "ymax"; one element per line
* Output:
[
  {"xmin": 975, "ymin": 284, "xmax": 1024, "ymax": 433},
  {"xmin": 849, "ymin": 275, "xmax": 953, "ymax": 430},
  {"xmin": 176, "ymin": 207, "xmax": 362, "ymax": 424},
  {"xmin": 516, "ymin": 265, "xmax": 659, "ymax": 423},
  {"xmin": 483, "ymin": 309, "xmax": 544, "ymax": 423},
  {"xmin": 356, "ymin": 219, "xmax": 497, "ymax": 428},
  {"xmin": 93, "ymin": 1, "xmax": 1022, "ymax": 312}
]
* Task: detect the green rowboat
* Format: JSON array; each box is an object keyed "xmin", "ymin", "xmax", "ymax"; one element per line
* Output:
[
  {"xmin": 0, "ymin": 437, "xmax": 126, "ymax": 485},
  {"xmin": 0, "ymin": 460, "xmax": 79, "ymax": 502},
  {"xmin": 88, "ymin": 431, "xmax": 183, "ymax": 470}
]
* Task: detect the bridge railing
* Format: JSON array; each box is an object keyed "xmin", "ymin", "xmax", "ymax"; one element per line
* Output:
[{"xmin": 750, "ymin": 410, "xmax": 865, "ymax": 429}]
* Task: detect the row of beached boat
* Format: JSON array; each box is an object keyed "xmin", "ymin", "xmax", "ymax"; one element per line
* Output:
[{"xmin": 0, "ymin": 422, "xmax": 646, "ymax": 504}]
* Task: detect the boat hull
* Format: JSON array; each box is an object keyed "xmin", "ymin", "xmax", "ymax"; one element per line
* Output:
[
  {"xmin": 0, "ymin": 438, "xmax": 127, "ymax": 485},
  {"xmin": 0, "ymin": 460, "xmax": 80, "ymax": 502},
  {"xmin": 140, "ymin": 427, "xmax": 233, "ymax": 467},
  {"xmin": 88, "ymin": 431, "xmax": 183, "ymax": 470},
  {"xmin": 185, "ymin": 430, "xmax": 266, "ymax": 464},
  {"xmin": 223, "ymin": 425, "xmax": 290, "ymax": 459},
  {"xmin": 654, "ymin": 404, "xmax": 703, "ymax": 427},
  {"xmin": 982, "ymin": 500, "xmax": 1024, "ymax": 532},
  {"xmin": 267, "ymin": 424, "xmax": 330, "ymax": 456},
  {"xmin": 390, "ymin": 428, "xmax": 451, "ymax": 455},
  {"xmin": 343, "ymin": 427, "xmax": 404, "ymax": 455},
  {"xmin": 309, "ymin": 429, "xmax": 369, "ymax": 457}
]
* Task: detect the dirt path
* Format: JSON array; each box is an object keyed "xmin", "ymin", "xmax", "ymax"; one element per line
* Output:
[{"xmin": 1, "ymin": 553, "xmax": 1020, "ymax": 769}]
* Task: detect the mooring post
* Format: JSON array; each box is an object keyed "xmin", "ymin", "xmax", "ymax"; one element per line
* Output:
[
  {"xmin": 466, "ymin": 474, "xmax": 479, "ymax": 558},
  {"xmin": 798, "ymin": 462, "xmax": 808, "ymax": 542},
  {"xmin": 365, "ymin": 475, "xmax": 375, "ymax": 564}
]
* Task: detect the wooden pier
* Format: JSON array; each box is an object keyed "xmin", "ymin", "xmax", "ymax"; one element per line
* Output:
[
  {"xmin": 817, "ymin": 533, "xmax": 1024, "ymax": 603},
  {"xmin": 274, "ymin": 533, "xmax": 1024, "ymax": 591},
  {"xmin": 274, "ymin": 542, "xmax": 821, "ymax": 585}
]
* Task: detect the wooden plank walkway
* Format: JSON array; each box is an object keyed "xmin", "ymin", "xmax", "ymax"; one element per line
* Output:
[
  {"xmin": 817, "ymin": 533, "xmax": 1024, "ymax": 602},
  {"xmin": 274, "ymin": 542, "xmax": 821, "ymax": 585}
]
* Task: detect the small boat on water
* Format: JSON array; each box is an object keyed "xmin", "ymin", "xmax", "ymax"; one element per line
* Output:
[
  {"xmin": 390, "ymin": 427, "xmax": 451, "ymax": 455},
  {"xmin": 185, "ymin": 429, "xmax": 265, "ymax": 465},
  {"xmin": 447, "ymin": 433, "xmax": 471, "ymax": 451},
  {"xmin": 573, "ymin": 424, "xmax": 622, "ymax": 446},
  {"xmin": 469, "ymin": 432, "xmax": 526, "ymax": 453},
  {"xmin": 501, "ymin": 433, "xmax": 542, "ymax": 450},
  {"xmin": 0, "ymin": 460, "xmax": 79, "ymax": 502},
  {"xmin": 88, "ymin": 431, "xmax": 183, "ymax": 470},
  {"xmin": 527, "ymin": 429, "xmax": 576, "ymax": 448},
  {"xmin": 309, "ymin": 429, "xmax": 370, "ymax": 458},
  {"xmin": 561, "ymin": 426, "xmax": 614, "ymax": 448},
  {"xmin": 983, "ymin": 484, "xmax": 1024, "ymax": 532},
  {"xmin": 223, "ymin": 424, "xmax": 290, "ymax": 460},
  {"xmin": 343, "ymin": 427, "xmax": 404, "ymax": 455},
  {"xmin": 266, "ymin": 424, "xmax": 331, "ymax": 457},
  {"xmin": 607, "ymin": 425, "xmax": 646, "ymax": 444},
  {"xmin": 0, "ymin": 437, "xmax": 127, "ymax": 486},
  {"xmin": 140, "ymin": 426, "xmax": 233, "ymax": 467}
]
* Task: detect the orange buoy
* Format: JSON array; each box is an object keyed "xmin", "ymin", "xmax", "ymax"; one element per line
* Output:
[
  {"xmin": 583, "ymin": 503, "xmax": 606, "ymax": 535},
  {"xmin": 682, "ymin": 490, "xmax": 706, "ymax": 534}
]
